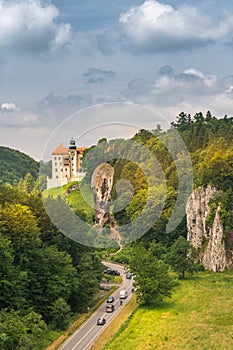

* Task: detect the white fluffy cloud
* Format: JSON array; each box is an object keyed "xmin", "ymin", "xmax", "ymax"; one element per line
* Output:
[
  {"xmin": 1, "ymin": 102, "xmax": 18, "ymax": 111},
  {"xmin": 0, "ymin": 0, "xmax": 71, "ymax": 54},
  {"xmin": 119, "ymin": 0, "xmax": 233, "ymax": 52}
]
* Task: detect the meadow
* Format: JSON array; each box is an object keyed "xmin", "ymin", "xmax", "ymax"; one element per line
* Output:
[{"xmin": 104, "ymin": 271, "xmax": 233, "ymax": 350}]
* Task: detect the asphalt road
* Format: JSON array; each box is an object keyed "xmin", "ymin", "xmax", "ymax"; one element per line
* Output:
[{"xmin": 59, "ymin": 262, "xmax": 133, "ymax": 350}]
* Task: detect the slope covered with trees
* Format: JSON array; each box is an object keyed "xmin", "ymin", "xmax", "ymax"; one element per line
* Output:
[
  {"xmin": 108, "ymin": 111, "xmax": 233, "ymax": 304},
  {"xmin": 0, "ymin": 178, "xmax": 103, "ymax": 349},
  {"xmin": 0, "ymin": 146, "xmax": 39, "ymax": 185}
]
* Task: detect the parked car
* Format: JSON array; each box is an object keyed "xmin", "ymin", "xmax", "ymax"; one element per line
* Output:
[
  {"xmin": 105, "ymin": 269, "xmax": 120, "ymax": 276},
  {"xmin": 100, "ymin": 285, "xmax": 111, "ymax": 291},
  {"xmin": 113, "ymin": 270, "xmax": 120, "ymax": 276},
  {"xmin": 106, "ymin": 304, "xmax": 115, "ymax": 313},
  {"xmin": 126, "ymin": 272, "xmax": 131, "ymax": 279},
  {"xmin": 97, "ymin": 317, "xmax": 106, "ymax": 325},
  {"xmin": 107, "ymin": 296, "xmax": 115, "ymax": 303}
]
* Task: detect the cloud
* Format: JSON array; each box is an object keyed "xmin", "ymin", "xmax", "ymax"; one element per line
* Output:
[
  {"xmin": 1, "ymin": 102, "xmax": 19, "ymax": 111},
  {"xmin": 0, "ymin": 0, "xmax": 71, "ymax": 54},
  {"xmin": 0, "ymin": 108, "xmax": 40, "ymax": 127},
  {"xmin": 120, "ymin": 65, "xmax": 222, "ymax": 109},
  {"xmin": 83, "ymin": 67, "xmax": 116, "ymax": 83},
  {"xmin": 118, "ymin": 0, "xmax": 233, "ymax": 53},
  {"xmin": 37, "ymin": 92, "xmax": 93, "ymax": 124}
]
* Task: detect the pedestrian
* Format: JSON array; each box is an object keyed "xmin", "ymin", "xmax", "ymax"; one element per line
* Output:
[{"xmin": 120, "ymin": 300, "xmax": 123, "ymax": 306}]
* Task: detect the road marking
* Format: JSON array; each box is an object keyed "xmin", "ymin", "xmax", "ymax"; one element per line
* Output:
[
  {"xmin": 59, "ymin": 262, "xmax": 132, "ymax": 350},
  {"xmin": 82, "ymin": 291, "xmax": 133, "ymax": 350},
  {"xmin": 70, "ymin": 313, "xmax": 107, "ymax": 350}
]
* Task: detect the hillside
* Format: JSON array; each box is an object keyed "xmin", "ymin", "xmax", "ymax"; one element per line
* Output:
[
  {"xmin": 0, "ymin": 146, "xmax": 39, "ymax": 185},
  {"xmin": 104, "ymin": 271, "xmax": 233, "ymax": 350}
]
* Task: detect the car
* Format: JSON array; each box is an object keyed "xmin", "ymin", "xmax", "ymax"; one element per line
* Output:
[
  {"xmin": 126, "ymin": 272, "xmax": 131, "ymax": 279},
  {"xmin": 119, "ymin": 289, "xmax": 128, "ymax": 299},
  {"xmin": 106, "ymin": 304, "xmax": 115, "ymax": 313},
  {"xmin": 97, "ymin": 317, "xmax": 106, "ymax": 326},
  {"xmin": 109, "ymin": 269, "xmax": 120, "ymax": 276},
  {"xmin": 104, "ymin": 268, "xmax": 111, "ymax": 274},
  {"xmin": 107, "ymin": 296, "xmax": 115, "ymax": 303},
  {"xmin": 100, "ymin": 285, "xmax": 111, "ymax": 291},
  {"xmin": 113, "ymin": 270, "xmax": 120, "ymax": 276},
  {"xmin": 105, "ymin": 269, "xmax": 120, "ymax": 276}
]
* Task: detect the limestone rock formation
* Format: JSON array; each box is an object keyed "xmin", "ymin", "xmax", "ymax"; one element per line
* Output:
[
  {"xmin": 186, "ymin": 185, "xmax": 233, "ymax": 271},
  {"xmin": 91, "ymin": 163, "xmax": 114, "ymax": 228}
]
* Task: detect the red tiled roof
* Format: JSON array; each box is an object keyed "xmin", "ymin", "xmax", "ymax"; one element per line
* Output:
[
  {"xmin": 52, "ymin": 144, "xmax": 68, "ymax": 155},
  {"xmin": 52, "ymin": 144, "xmax": 88, "ymax": 155}
]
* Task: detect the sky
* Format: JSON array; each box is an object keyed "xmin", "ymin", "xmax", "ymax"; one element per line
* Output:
[{"xmin": 1, "ymin": 0, "xmax": 233, "ymax": 160}]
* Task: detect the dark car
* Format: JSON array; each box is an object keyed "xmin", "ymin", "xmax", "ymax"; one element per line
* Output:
[
  {"xmin": 109, "ymin": 269, "xmax": 120, "ymax": 276},
  {"xmin": 97, "ymin": 317, "xmax": 106, "ymax": 326},
  {"xmin": 105, "ymin": 269, "xmax": 120, "ymax": 276},
  {"xmin": 104, "ymin": 267, "xmax": 111, "ymax": 273},
  {"xmin": 113, "ymin": 270, "xmax": 120, "ymax": 276},
  {"xmin": 100, "ymin": 285, "xmax": 111, "ymax": 291},
  {"xmin": 126, "ymin": 272, "xmax": 131, "ymax": 279},
  {"xmin": 106, "ymin": 304, "xmax": 115, "ymax": 313},
  {"xmin": 107, "ymin": 296, "xmax": 115, "ymax": 303}
]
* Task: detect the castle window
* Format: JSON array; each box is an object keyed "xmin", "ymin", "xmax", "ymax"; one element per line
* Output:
[
  {"xmin": 61, "ymin": 169, "xmax": 63, "ymax": 172},
  {"xmin": 55, "ymin": 168, "xmax": 57, "ymax": 172},
  {"xmin": 56, "ymin": 176, "xmax": 58, "ymax": 179},
  {"xmin": 54, "ymin": 157, "xmax": 57, "ymax": 160},
  {"xmin": 55, "ymin": 162, "xmax": 57, "ymax": 166},
  {"xmin": 58, "ymin": 156, "xmax": 61, "ymax": 160}
]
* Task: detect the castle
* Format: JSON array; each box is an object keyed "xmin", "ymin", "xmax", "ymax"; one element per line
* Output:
[{"xmin": 46, "ymin": 138, "xmax": 88, "ymax": 189}]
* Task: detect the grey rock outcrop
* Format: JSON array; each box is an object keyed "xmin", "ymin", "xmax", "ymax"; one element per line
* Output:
[
  {"xmin": 186, "ymin": 185, "xmax": 232, "ymax": 271},
  {"xmin": 91, "ymin": 163, "xmax": 114, "ymax": 228}
]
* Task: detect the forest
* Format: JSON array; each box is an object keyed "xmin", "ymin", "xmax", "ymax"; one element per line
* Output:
[
  {"xmin": 0, "ymin": 177, "xmax": 103, "ymax": 349},
  {"xmin": 1, "ymin": 111, "xmax": 233, "ymax": 349}
]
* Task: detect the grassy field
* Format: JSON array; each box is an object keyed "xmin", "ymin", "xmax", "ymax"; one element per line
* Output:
[
  {"xmin": 104, "ymin": 271, "xmax": 233, "ymax": 350},
  {"xmin": 43, "ymin": 182, "xmax": 94, "ymax": 223}
]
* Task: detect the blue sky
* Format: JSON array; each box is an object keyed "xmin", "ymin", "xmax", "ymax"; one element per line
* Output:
[{"xmin": 1, "ymin": 0, "xmax": 233, "ymax": 160}]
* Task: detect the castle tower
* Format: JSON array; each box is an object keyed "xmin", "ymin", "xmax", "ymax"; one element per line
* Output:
[{"xmin": 68, "ymin": 138, "xmax": 78, "ymax": 180}]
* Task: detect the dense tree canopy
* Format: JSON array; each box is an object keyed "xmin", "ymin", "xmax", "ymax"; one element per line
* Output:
[{"xmin": 0, "ymin": 181, "xmax": 103, "ymax": 349}]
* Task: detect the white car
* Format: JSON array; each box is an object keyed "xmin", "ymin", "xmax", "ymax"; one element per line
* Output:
[{"xmin": 119, "ymin": 289, "xmax": 128, "ymax": 299}]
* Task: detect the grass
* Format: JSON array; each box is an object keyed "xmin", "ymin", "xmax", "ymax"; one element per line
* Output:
[
  {"xmin": 66, "ymin": 184, "xmax": 94, "ymax": 223},
  {"xmin": 43, "ymin": 182, "xmax": 95, "ymax": 223},
  {"xmin": 104, "ymin": 271, "xmax": 233, "ymax": 350}
]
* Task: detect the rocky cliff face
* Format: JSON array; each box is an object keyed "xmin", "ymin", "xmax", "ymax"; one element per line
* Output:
[
  {"xmin": 91, "ymin": 163, "xmax": 114, "ymax": 228},
  {"xmin": 186, "ymin": 186, "xmax": 233, "ymax": 271}
]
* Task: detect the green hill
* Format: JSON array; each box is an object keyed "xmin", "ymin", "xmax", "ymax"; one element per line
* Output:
[
  {"xmin": 0, "ymin": 146, "xmax": 39, "ymax": 185},
  {"xmin": 105, "ymin": 271, "xmax": 233, "ymax": 350}
]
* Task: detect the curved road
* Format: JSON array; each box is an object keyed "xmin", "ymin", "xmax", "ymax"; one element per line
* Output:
[{"xmin": 59, "ymin": 262, "xmax": 133, "ymax": 350}]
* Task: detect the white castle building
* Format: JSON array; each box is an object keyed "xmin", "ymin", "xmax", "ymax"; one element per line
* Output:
[{"xmin": 47, "ymin": 138, "xmax": 88, "ymax": 189}]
